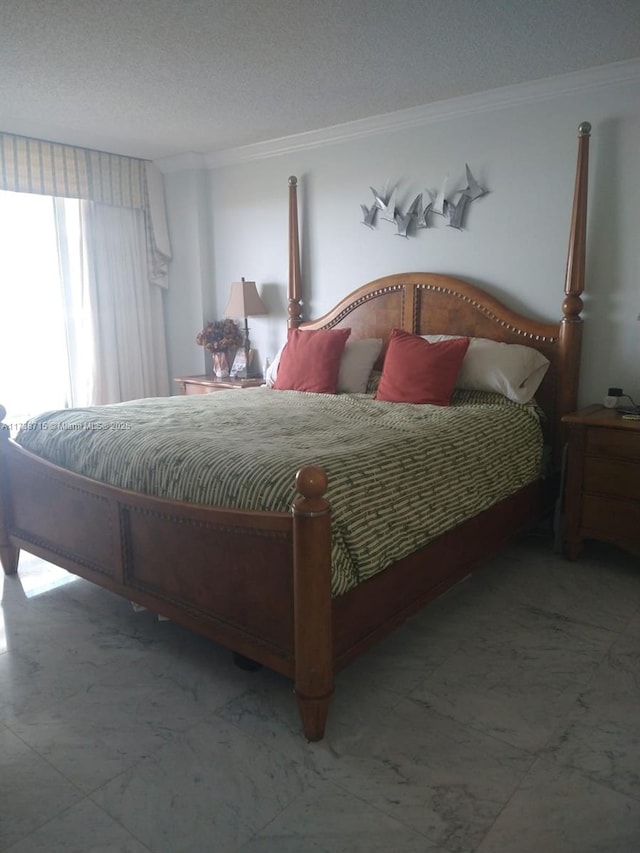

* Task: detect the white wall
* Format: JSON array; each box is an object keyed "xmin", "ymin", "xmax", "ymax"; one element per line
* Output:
[
  {"xmin": 161, "ymin": 66, "xmax": 640, "ymax": 407},
  {"xmin": 163, "ymin": 166, "xmax": 214, "ymax": 386}
]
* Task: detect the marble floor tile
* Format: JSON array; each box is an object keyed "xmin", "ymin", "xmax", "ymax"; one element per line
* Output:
[
  {"xmin": 544, "ymin": 633, "xmax": 640, "ymax": 801},
  {"xmin": 0, "ymin": 649, "xmax": 105, "ymax": 728},
  {"xmin": 10, "ymin": 644, "xmax": 253, "ymax": 793},
  {"xmin": 238, "ymin": 778, "xmax": 437, "ymax": 852},
  {"xmin": 409, "ymin": 601, "xmax": 617, "ymax": 752},
  {"xmin": 0, "ymin": 606, "xmax": 188, "ymax": 728},
  {"xmin": 476, "ymin": 757, "xmax": 640, "ymax": 853},
  {"xmin": 3, "ymin": 798, "xmax": 152, "ymax": 853},
  {"xmin": 0, "ymin": 727, "xmax": 82, "ymax": 850},
  {"xmin": 2, "ymin": 570, "xmax": 161, "ymax": 664},
  {"xmin": 312, "ymin": 696, "xmax": 534, "ymax": 853},
  {"xmin": 434, "ymin": 533, "xmax": 640, "ymax": 636},
  {"xmin": 92, "ymin": 716, "xmax": 319, "ymax": 853}
]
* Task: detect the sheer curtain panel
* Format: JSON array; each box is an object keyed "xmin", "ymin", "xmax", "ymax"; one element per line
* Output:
[{"xmin": 86, "ymin": 202, "xmax": 169, "ymax": 402}]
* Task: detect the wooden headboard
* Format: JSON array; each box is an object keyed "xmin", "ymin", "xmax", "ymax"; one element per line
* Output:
[{"xmin": 285, "ymin": 123, "xmax": 591, "ymax": 466}]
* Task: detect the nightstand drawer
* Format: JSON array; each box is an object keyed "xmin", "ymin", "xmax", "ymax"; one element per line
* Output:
[
  {"xmin": 586, "ymin": 427, "xmax": 640, "ymax": 461},
  {"xmin": 582, "ymin": 494, "xmax": 640, "ymax": 539},
  {"xmin": 584, "ymin": 457, "xmax": 640, "ymax": 501},
  {"xmin": 174, "ymin": 376, "xmax": 263, "ymax": 394},
  {"xmin": 184, "ymin": 384, "xmax": 214, "ymax": 395},
  {"xmin": 563, "ymin": 405, "xmax": 640, "ymax": 559}
]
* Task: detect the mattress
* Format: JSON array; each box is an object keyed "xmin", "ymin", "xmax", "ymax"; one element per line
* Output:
[{"xmin": 17, "ymin": 387, "xmax": 543, "ymax": 595}]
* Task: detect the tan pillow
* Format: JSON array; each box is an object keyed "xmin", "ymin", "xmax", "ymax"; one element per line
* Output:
[{"xmin": 267, "ymin": 337, "xmax": 382, "ymax": 394}]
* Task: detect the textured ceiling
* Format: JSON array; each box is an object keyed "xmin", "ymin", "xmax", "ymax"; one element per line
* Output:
[{"xmin": 1, "ymin": 0, "xmax": 639, "ymax": 160}]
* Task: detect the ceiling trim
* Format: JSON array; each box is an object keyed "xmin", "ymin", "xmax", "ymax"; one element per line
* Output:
[{"xmin": 154, "ymin": 58, "xmax": 640, "ymax": 173}]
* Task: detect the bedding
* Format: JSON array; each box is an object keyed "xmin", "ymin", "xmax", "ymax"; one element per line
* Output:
[
  {"xmin": 17, "ymin": 387, "xmax": 543, "ymax": 596},
  {"xmin": 423, "ymin": 335, "xmax": 550, "ymax": 403}
]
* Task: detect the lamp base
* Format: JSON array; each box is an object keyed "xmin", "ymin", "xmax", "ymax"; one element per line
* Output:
[{"xmin": 229, "ymin": 347, "xmax": 256, "ymax": 379}]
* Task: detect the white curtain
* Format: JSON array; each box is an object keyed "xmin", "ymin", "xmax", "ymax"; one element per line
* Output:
[
  {"xmin": 53, "ymin": 198, "xmax": 94, "ymax": 407},
  {"xmin": 84, "ymin": 202, "xmax": 169, "ymax": 403}
]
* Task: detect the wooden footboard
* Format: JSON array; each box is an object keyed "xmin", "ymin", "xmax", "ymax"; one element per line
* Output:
[{"xmin": 0, "ymin": 420, "xmax": 334, "ymax": 739}]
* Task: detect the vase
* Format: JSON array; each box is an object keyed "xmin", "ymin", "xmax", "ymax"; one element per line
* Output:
[{"xmin": 212, "ymin": 352, "xmax": 229, "ymax": 378}]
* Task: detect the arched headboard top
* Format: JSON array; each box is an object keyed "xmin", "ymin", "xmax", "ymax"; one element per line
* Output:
[{"xmin": 301, "ymin": 272, "xmax": 560, "ymax": 345}]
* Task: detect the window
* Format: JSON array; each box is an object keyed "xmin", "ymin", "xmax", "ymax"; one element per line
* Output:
[{"xmin": 0, "ymin": 190, "xmax": 91, "ymax": 429}]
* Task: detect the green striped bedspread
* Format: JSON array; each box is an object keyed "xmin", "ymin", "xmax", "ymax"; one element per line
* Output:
[{"xmin": 17, "ymin": 388, "xmax": 543, "ymax": 596}]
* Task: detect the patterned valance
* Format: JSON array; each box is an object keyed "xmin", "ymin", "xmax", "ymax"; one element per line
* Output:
[
  {"xmin": 0, "ymin": 132, "xmax": 147, "ymax": 207},
  {"xmin": 0, "ymin": 132, "xmax": 172, "ymax": 282}
]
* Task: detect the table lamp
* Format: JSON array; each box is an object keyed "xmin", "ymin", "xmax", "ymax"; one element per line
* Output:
[{"xmin": 223, "ymin": 278, "xmax": 268, "ymax": 376}]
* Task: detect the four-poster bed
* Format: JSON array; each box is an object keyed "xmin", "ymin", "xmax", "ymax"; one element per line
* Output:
[{"xmin": 0, "ymin": 123, "xmax": 590, "ymax": 741}]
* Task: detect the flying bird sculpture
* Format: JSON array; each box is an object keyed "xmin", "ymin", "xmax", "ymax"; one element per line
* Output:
[
  {"xmin": 445, "ymin": 194, "xmax": 471, "ymax": 230},
  {"xmin": 395, "ymin": 193, "xmax": 422, "ymax": 237},
  {"xmin": 360, "ymin": 201, "xmax": 378, "ymax": 229},
  {"xmin": 378, "ymin": 186, "xmax": 398, "ymax": 223},
  {"xmin": 416, "ymin": 192, "xmax": 432, "ymax": 228},
  {"xmin": 461, "ymin": 164, "xmax": 487, "ymax": 200},
  {"xmin": 431, "ymin": 175, "xmax": 449, "ymax": 216}
]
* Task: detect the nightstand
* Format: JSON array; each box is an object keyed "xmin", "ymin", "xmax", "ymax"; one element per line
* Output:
[
  {"xmin": 174, "ymin": 375, "xmax": 264, "ymax": 395},
  {"xmin": 562, "ymin": 404, "xmax": 640, "ymax": 559}
]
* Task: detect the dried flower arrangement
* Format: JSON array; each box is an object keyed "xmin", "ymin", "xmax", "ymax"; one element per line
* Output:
[{"xmin": 195, "ymin": 319, "xmax": 243, "ymax": 353}]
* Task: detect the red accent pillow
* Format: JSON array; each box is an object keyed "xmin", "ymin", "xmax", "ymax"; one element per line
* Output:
[
  {"xmin": 273, "ymin": 327, "xmax": 352, "ymax": 393},
  {"xmin": 375, "ymin": 329, "xmax": 470, "ymax": 405}
]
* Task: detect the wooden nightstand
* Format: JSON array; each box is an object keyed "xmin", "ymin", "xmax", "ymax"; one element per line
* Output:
[
  {"xmin": 174, "ymin": 375, "xmax": 264, "ymax": 395},
  {"xmin": 562, "ymin": 404, "xmax": 640, "ymax": 559}
]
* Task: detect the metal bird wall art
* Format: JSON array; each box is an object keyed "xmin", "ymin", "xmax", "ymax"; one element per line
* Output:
[
  {"xmin": 379, "ymin": 187, "xmax": 399, "ymax": 223},
  {"xmin": 361, "ymin": 165, "xmax": 487, "ymax": 237},
  {"xmin": 395, "ymin": 193, "xmax": 422, "ymax": 238},
  {"xmin": 360, "ymin": 201, "xmax": 378, "ymax": 229},
  {"xmin": 416, "ymin": 193, "xmax": 432, "ymax": 229},
  {"xmin": 431, "ymin": 175, "xmax": 449, "ymax": 217}
]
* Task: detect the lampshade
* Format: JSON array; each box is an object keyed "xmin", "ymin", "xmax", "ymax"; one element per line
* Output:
[{"xmin": 223, "ymin": 278, "xmax": 267, "ymax": 319}]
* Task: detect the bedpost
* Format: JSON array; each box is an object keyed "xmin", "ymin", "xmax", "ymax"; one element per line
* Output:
[
  {"xmin": 0, "ymin": 405, "xmax": 19, "ymax": 575},
  {"xmin": 558, "ymin": 122, "xmax": 590, "ymax": 436},
  {"xmin": 292, "ymin": 465, "xmax": 333, "ymax": 741},
  {"xmin": 288, "ymin": 176, "xmax": 303, "ymax": 328}
]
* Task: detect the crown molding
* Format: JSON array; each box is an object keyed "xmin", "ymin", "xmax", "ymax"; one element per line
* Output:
[{"xmin": 160, "ymin": 59, "xmax": 640, "ymax": 172}]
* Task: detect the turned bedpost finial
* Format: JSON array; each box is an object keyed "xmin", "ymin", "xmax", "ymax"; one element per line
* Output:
[
  {"xmin": 294, "ymin": 465, "xmax": 329, "ymax": 512},
  {"xmin": 288, "ymin": 175, "xmax": 303, "ymax": 329}
]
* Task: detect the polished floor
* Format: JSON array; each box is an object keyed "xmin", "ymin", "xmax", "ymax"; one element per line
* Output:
[{"xmin": 1, "ymin": 532, "xmax": 640, "ymax": 852}]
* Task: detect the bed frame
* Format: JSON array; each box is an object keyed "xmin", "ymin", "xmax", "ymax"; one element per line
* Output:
[{"xmin": 0, "ymin": 123, "xmax": 590, "ymax": 741}]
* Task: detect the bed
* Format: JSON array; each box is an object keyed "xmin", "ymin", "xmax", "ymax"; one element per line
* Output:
[{"xmin": 0, "ymin": 122, "xmax": 590, "ymax": 741}]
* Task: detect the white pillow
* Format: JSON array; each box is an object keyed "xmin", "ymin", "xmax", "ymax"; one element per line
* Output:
[
  {"xmin": 423, "ymin": 335, "xmax": 549, "ymax": 404},
  {"xmin": 265, "ymin": 351, "xmax": 281, "ymax": 386},
  {"xmin": 266, "ymin": 337, "xmax": 382, "ymax": 394}
]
